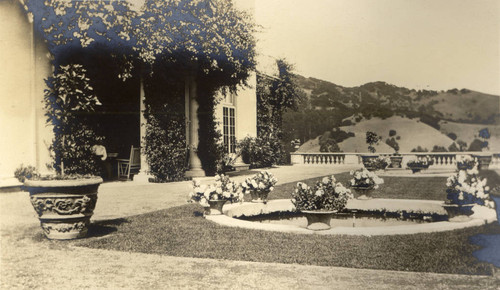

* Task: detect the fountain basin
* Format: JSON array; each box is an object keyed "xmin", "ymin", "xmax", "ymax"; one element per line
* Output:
[{"xmin": 205, "ymin": 199, "xmax": 497, "ymax": 236}]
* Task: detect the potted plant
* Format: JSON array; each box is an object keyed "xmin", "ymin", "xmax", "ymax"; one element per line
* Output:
[
  {"xmin": 349, "ymin": 168, "xmax": 384, "ymax": 199},
  {"xmin": 240, "ymin": 171, "xmax": 278, "ymax": 203},
  {"xmin": 25, "ymin": 64, "xmax": 104, "ymax": 240},
  {"xmin": 189, "ymin": 174, "xmax": 241, "ymax": 215},
  {"xmin": 456, "ymin": 155, "xmax": 476, "ymax": 171},
  {"xmin": 444, "ymin": 168, "xmax": 494, "ymax": 220},
  {"xmin": 406, "ymin": 155, "xmax": 434, "ymax": 173},
  {"xmin": 291, "ymin": 176, "xmax": 353, "ymax": 230},
  {"xmin": 363, "ymin": 156, "xmax": 390, "ymax": 171}
]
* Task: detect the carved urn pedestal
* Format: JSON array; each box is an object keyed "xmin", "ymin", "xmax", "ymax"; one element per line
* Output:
[{"xmin": 25, "ymin": 177, "xmax": 103, "ymax": 240}]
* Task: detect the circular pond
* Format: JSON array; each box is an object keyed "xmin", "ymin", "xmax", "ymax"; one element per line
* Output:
[
  {"xmin": 238, "ymin": 211, "xmax": 432, "ymax": 228},
  {"xmin": 205, "ymin": 199, "xmax": 498, "ymax": 236}
]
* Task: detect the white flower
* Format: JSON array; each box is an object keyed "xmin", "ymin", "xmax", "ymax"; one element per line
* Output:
[
  {"xmin": 322, "ymin": 177, "xmax": 330, "ymax": 185},
  {"xmin": 315, "ymin": 189, "xmax": 324, "ymax": 197},
  {"xmin": 269, "ymin": 186, "xmax": 274, "ymax": 192},
  {"xmin": 199, "ymin": 198, "xmax": 209, "ymax": 207}
]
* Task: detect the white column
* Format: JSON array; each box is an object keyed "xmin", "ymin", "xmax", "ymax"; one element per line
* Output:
[
  {"xmin": 133, "ymin": 77, "xmax": 152, "ymax": 182},
  {"xmin": 185, "ymin": 76, "xmax": 206, "ymax": 177}
]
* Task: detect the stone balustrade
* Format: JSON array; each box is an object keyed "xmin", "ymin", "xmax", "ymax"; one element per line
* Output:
[{"xmin": 290, "ymin": 151, "xmax": 500, "ymax": 170}]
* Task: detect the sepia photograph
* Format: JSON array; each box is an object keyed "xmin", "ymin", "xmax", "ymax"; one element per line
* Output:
[{"xmin": 1, "ymin": 0, "xmax": 499, "ymax": 288}]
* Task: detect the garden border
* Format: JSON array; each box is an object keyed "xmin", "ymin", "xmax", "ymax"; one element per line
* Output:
[{"xmin": 205, "ymin": 199, "xmax": 497, "ymax": 236}]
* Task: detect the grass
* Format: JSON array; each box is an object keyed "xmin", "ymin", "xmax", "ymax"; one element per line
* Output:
[
  {"xmin": 71, "ymin": 170, "xmax": 500, "ymax": 275},
  {"xmin": 267, "ymin": 172, "xmax": 448, "ymax": 201}
]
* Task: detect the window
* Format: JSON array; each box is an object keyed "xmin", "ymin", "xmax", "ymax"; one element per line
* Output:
[{"xmin": 223, "ymin": 106, "xmax": 236, "ymax": 153}]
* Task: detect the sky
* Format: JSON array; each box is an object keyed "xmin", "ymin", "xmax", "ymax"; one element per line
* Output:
[
  {"xmin": 129, "ymin": 0, "xmax": 500, "ymax": 95},
  {"xmin": 254, "ymin": 0, "xmax": 500, "ymax": 95}
]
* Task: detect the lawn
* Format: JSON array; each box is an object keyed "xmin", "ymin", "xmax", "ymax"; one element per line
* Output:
[{"xmin": 70, "ymin": 170, "xmax": 500, "ymax": 276}]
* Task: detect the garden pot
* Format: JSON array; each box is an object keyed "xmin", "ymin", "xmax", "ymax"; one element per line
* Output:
[
  {"xmin": 302, "ymin": 210, "xmax": 337, "ymax": 231},
  {"xmin": 457, "ymin": 164, "xmax": 474, "ymax": 171},
  {"xmin": 442, "ymin": 203, "xmax": 474, "ymax": 220},
  {"xmin": 472, "ymin": 154, "xmax": 492, "ymax": 170},
  {"xmin": 205, "ymin": 200, "xmax": 227, "ymax": 215},
  {"xmin": 389, "ymin": 156, "xmax": 403, "ymax": 169},
  {"xmin": 361, "ymin": 155, "xmax": 378, "ymax": 171},
  {"xmin": 250, "ymin": 190, "xmax": 269, "ymax": 204},
  {"xmin": 25, "ymin": 177, "xmax": 103, "ymax": 240},
  {"xmin": 407, "ymin": 164, "xmax": 429, "ymax": 174},
  {"xmin": 351, "ymin": 186, "xmax": 374, "ymax": 200}
]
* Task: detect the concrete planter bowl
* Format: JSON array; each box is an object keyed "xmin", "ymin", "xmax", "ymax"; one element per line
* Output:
[{"xmin": 24, "ymin": 177, "xmax": 103, "ymax": 240}]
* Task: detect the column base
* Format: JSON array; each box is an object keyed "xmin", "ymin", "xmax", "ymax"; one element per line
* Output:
[
  {"xmin": 133, "ymin": 171, "xmax": 152, "ymax": 183},
  {"xmin": 185, "ymin": 168, "xmax": 206, "ymax": 178}
]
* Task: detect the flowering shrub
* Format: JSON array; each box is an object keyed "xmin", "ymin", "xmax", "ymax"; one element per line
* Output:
[
  {"xmin": 363, "ymin": 156, "xmax": 390, "ymax": 171},
  {"xmin": 349, "ymin": 168, "xmax": 384, "ymax": 189},
  {"xmin": 406, "ymin": 156, "xmax": 434, "ymax": 167},
  {"xmin": 240, "ymin": 171, "xmax": 278, "ymax": 194},
  {"xmin": 456, "ymin": 155, "xmax": 476, "ymax": 170},
  {"xmin": 291, "ymin": 176, "xmax": 353, "ymax": 211},
  {"xmin": 445, "ymin": 169, "xmax": 494, "ymax": 208},
  {"xmin": 188, "ymin": 174, "xmax": 241, "ymax": 207}
]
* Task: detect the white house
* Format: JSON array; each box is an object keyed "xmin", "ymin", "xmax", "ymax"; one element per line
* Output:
[{"xmin": 0, "ymin": 0, "xmax": 261, "ymax": 186}]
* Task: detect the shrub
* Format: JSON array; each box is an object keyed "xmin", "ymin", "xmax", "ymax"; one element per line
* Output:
[
  {"xmin": 239, "ymin": 136, "xmax": 281, "ymax": 168},
  {"xmin": 447, "ymin": 132, "xmax": 457, "ymax": 141},
  {"xmin": 448, "ymin": 143, "xmax": 460, "ymax": 152},
  {"xmin": 468, "ymin": 139, "xmax": 485, "ymax": 152},
  {"xmin": 44, "ymin": 64, "xmax": 103, "ymax": 175},
  {"xmin": 411, "ymin": 146, "xmax": 428, "ymax": 152},
  {"xmin": 457, "ymin": 140, "xmax": 468, "ymax": 151},
  {"xmin": 14, "ymin": 164, "xmax": 38, "ymax": 183},
  {"xmin": 419, "ymin": 115, "xmax": 440, "ymax": 130},
  {"xmin": 341, "ymin": 119, "xmax": 353, "ymax": 126},
  {"xmin": 319, "ymin": 131, "xmax": 341, "ymax": 152},
  {"xmin": 389, "ymin": 129, "xmax": 397, "ymax": 137},
  {"xmin": 431, "ymin": 145, "xmax": 448, "ymax": 152},
  {"xmin": 144, "ymin": 113, "xmax": 188, "ymax": 182},
  {"xmin": 366, "ymin": 131, "xmax": 381, "ymax": 153},
  {"xmin": 331, "ymin": 128, "xmax": 354, "ymax": 143},
  {"xmin": 385, "ymin": 137, "xmax": 400, "ymax": 152}
]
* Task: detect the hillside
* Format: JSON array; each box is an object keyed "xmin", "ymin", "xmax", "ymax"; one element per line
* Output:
[
  {"xmin": 294, "ymin": 75, "xmax": 500, "ymax": 124},
  {"xmin": 298, "ymin": 116, "xmax": 455, "ymax": 153},
  {"xmin": 285, "ymin": 76, "xmax": 499, "ymax": 153}
]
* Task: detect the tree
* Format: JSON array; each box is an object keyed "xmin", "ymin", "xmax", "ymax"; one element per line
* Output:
[
  {"xmin": 366, "ymin": 131, "xmax": 381, "ymax": 153},
  {"xmin": 257, "ymin": 59, "xmax": 304, "ymax": 164}
]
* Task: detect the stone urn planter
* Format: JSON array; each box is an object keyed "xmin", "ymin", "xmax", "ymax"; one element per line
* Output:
[
  {"xmin": 442, "ymin": 203, "xmax": 475, "ymax": 220},
  {"xmin": 351, "ymin": 186, "xmax": 374, "ymax": 200},
  {"xmin": 250, "ymin": 190, "xmax": 269, "ymax": 204},
  {"xmin": 302, "ymin": 210, "xmax": 337, "ymax": 231},
  {"xmin": 389, "ymin": 156, "xmax": 403, "ymax": 169},
  {"xmin": 204, "ymin": 200, "xmax": 227, "ymax": 215},
  {"xmin": 407, "ymin": 164, "xmax": 430, "ymax": 173},
  {"xmin": 472, "ymin": 154, "xmax": 492, "ymax": 170},
  {"xmin": 360, "ymin": 154, "xmax": 378, "ymax": 171},
  {"xmin": 25, "ymin": 177, "xmax": 103, "ymax": 240}
]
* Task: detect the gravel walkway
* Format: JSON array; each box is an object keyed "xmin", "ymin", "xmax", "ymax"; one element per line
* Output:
[{"xmin": 1, "ymin": 166, "xmax": 499, "ymax": 289}]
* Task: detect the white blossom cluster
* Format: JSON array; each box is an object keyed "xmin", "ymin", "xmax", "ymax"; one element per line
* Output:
[
  {"xmin": 446, "ymin": 169, "xmax": 494, "ymax": 208},
  {"xmin": 240, "ymin": 171, "xmax": 278, "ymax": 193},
  {"xmin": 349, "ymin": 168, "xmax": 384, "ymax": 189},
  {"xmin": 188, "ymin": 174, "xmax": 242, "ymax": 207}
]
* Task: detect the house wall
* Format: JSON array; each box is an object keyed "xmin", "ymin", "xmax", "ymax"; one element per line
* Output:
[
  {"xmin": 215, "ymin": 72, "xmax": 257, "ymax": 149},
  {"xmin": 0, "ymin": 1, "xmax": 52, "ymax": 180}
]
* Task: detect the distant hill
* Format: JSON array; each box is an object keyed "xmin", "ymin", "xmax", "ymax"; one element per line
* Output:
[
  {"xmin": 285, "ymin": 76, "xmax": 500, "ymax": 152},
  {"xmin": 294, "ymin": 75, "xmax": 500, "ymax": 124},
  {"xmin": 298, "ymin": 116, "xmax": 456, "ymax": 153}
]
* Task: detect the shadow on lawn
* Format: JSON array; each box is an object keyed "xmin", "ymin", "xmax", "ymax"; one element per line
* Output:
[{"xmin": 86, "ymin": 218, "xmax": 129, "ymax": 238}]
